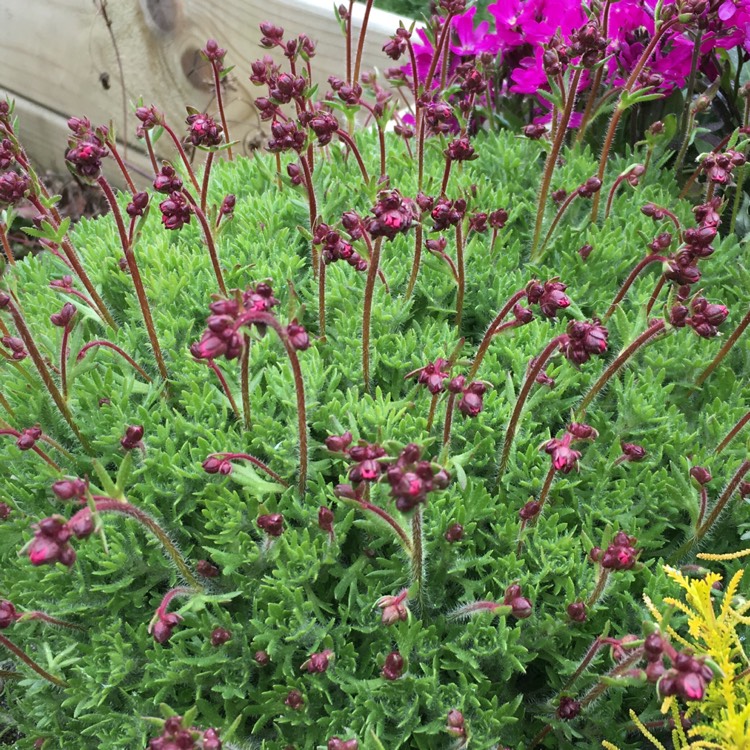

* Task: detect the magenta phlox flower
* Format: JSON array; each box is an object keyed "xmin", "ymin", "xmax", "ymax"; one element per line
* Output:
[{"xmin": 450, "ymin": 7, "xmax": 500, "ymax": 57}]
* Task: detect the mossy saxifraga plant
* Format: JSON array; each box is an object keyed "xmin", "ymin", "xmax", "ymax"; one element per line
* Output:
[{"xmin": 1, "ymin": 4, "xmax": 750, "ymax": 748}]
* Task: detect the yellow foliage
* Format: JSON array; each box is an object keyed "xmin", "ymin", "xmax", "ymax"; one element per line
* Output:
[{"xmin": 603, "ymin": 565, "xmax": 750, "ymax": 750}]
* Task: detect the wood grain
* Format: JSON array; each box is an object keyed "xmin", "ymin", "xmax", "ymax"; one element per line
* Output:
[{"xmin": 0, "ymin": 0, "xmax": 413, "ymax": 180}]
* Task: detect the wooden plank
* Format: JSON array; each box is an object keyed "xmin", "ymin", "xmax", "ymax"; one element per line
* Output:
[{"xmin": 0, "ymin": 0, "xmax": 413, "ymax": 179}]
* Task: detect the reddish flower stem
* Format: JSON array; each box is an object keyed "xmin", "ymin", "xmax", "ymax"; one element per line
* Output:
[
  {"xmin": 3, "ymin": 301, "xmax": 90, "ymax": 452},
  {"xmin": 205, "ymin": 360, "xmax": 241, "ymax": 421},
  {"xmin": 455, "ymin": 221, "xmax": 465, "ymax": 331},
  {"xmin": 60, "ymin": 325, "xmax": 71, "ymax": 400},
  {"xmin": 97, "ymin": 177, "xmax": 169, "ymax": 383},
  {"xmin": 76, "ymin": 340, "xmax": 152, "ymax": 382},
  {"xmin": 362, "ymin": 237, "xmax": 383, "ymax": 392},
  {"xmin": 299, "ymin": 155, "xmax": 320, "ymax": 275},
  {"xmin": 335, "ymin": 131, "xmax": 370, "ymax": 183},
  {"xmin": 318, "ymin": 256, "xmax": 327, "ymax": 342},
  {"xmin": 210, "ymin": 60, "xmax": 233, "ymax": 161},
  {"xmin": 20, "ymin": 611, "xmax": 83, "ymax": 630},
  {"xmin": 697, "ymin": 486, "xmax": 708, "ymax": 527},
  {"xmin": 200, "ymin": 151, "xmax": 215, "ymax": 214},
  {"xmin": 182, "ymin": 190, "xmax": 226, "ymax": 296},
  {"xmin": 538, "ymin": 184, "xmax": 590, "ymax": 256},
  {"xmin": 716, "ymin": 409, "xmax": 750, "ymax": 454},
  {"xmin": 440, "ymin": 157, "xmax": 453, "ymax": 197},
  {"xmin": 695, "ymin": 306, "xmax": 750, "ymax": 389},
  {"xmin": 645, "ymin": 274, "xmax": 666, "ymax": 317},
  {"xmin": 106, "ymin": 139, "xmax": 137, "ymax": 194},
  {"xmin": 357, "ymin": 498, "xmax": 412, "ymax": 553},
  {"xmin": 240, "ymin": 334, "xmax": 251, "ymax": 429},
  {"xmin": 442, "ymin": 393, "xmax": 456, "ymax": 449},
  {"xmin": 468, "ymin": 290, "xmax": 527, "ymax": 379},
  {"xmin": 411, "ymin": 508, "xmax": 424, "ymax": 604},
  {"xmin": 238, "ymin": 312, "xmax": 307, "ymax": 494},
  {"xmin": 499, "ymin": 336, "xmax": 566, "ymax": 476},
  {"xmin": 352, "ymin": 0, "xmax": 374, "ymax": 85},
  {"xmin": 27, "ymin": 196, "xmax": 116, "ymax": 330},
  {"xmin": 345, "ymin": 0, "xmax": 354, "ymax": 83},
  {"xmin": 211, "ymin": 452, "xmax": 289, "ymax": 488},
  {"xmin": 81, "ymin": 498, "xmax": 202, "ymax": 589},
  {"xmin": 530, "ymin": 67, "xmax": 584, "ymax": 261},
  {"xmin": 586, "ymin": 567, "xmax": 611, "ymax": 609},
  {"xmin": 578, "ymin": 319, "xmax": 666, "ymax": 417},
  {"xmin": 0, "ymin": 633, "xmax": 68, "ymax": 687},
  {"xmin": 604, "ymin": 255, "xmax": 667, "ymax": 320},
  {"xmin": 143, "ymin": 131, "xmax": 159, "ymax": 174},
  {"xmin": 426, "ymin": 393, "xmax": 439, "ymax": 432},
  {"xmin": 0, "ymin": 223, "xmax": 15, "ymax": 266},
  {"xmin": 160, "ymin": 121, "xmax": 201, "ymax": 194},
  {"xmin": 0, "ymin": 429, "xmax": 62, "ymax": 471}
]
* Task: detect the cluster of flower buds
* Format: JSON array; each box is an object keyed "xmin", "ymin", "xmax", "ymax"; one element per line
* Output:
[
  {"xmin": 120, "ymin": 425, "xmax": 144, "ymax": 451},
  {"xmin": 1, "ymin": 335, "xmax": 27, "ymax": 361},
  {"xmin": 0, "ymin": 170, "xmax": 30, "ymax": 208},
  {"xmin": 328, "ymin": 738, "xmax": 359, "ymax": 750},
  {"xmin": 384, "ymin": 443, "xmax": 450, "ymax": 512},
  {"xmin": 421, "ymin": 96, "xmax": 456, "ymax": 136},
  {"xmin": 313, "ymin": 223, "xmax": 366, "ymax": 270},
  {"xmin": 376, "ymin": 588, "xmax": 409, "ymax": 626},
  {"xmin": 503, "ymin": 583, "xmax": 533, "ymax": 619},
  {"xmin": 151, "ymin": 609, "xmax": 182, "ymax": 644},
  {"xmin": 447, "ymin": 375, "xmax": 489, "ymax": 418},
  {"xmin": 557, "ymin": 696, "xmax": 582, "ymax": 720},
  {"xmin": 576, "ymin": 177, "xmax": 602, "ymax": 198},
  {"xmin": 197, "ymin": 559, "xmax": 220, "ymax": 578},
  {"xmin": 590, "ymin": 531, "xmax": 640, "ymax": 571},
  {"xmin": 525, "ymin": 278, "xmax": 570, "ymax": 318},
  {"xmin": 148, "ymin": 716, "xmax": 222, "ymax": 750},
  {"xmin": 202, "ymin": 455, "xmax": 233, "ymax": 475},
  {"xmin": 285, "ymin": 689, "xmax": 304, "ymax": 709},
  {"xmin": 27, "ymin": 511, "xmax": 94, "ymax": 568},
  {"xmin": 327, "ymin": 432, "xmax": 385, "ymax": 486},
  {"xmin": 318, "ymin": 506, "xmax": 335, "ymax": 541},
  {"xmin": 701, "ymin": 149, "xmax": 746, "ymax": 185},
  {"xmin": 643, "ymin": 633, "xmax": 715, "ymax": 702},
  {"xmin": 383, "ymin": 26, "xmax": 411, "ymax": 60},
  {"xmin": 159, "ymin": 192, "xmax": 192, "ymax": 231},
  {"xmin": 366, "ymin": 189, "xmax": 418, "ymax": 241},
  {"xmin": 13, "ymin": 425, "xmax": 42, "ymax": 451},
  {"xmin": 669, "ymin": 295, "xmax": 728, "ymax": 338},
  {"xmin": 431, "ymin": 197, "xmax": 467, "ymax": 231},
  {"xmin": 445, "ymin": 136, "xmax": 477, "ymax": 162},
  {"xmin": 211, "ymin": 627, "xmax": 231, "ymax": 647},
  {"xmin": 541, "ymin": 423, "xmax": 597, "ymax": 474},
  {"xmin": 301, "ymin": 649, "xmax": 333, "ymax": 673},
  {"xmin": 64, "ymin": 117, "xmax": 108, "ymax": 182},
  {"xmin": 445, "ymin": 709, "xmax": 466, "ymax": 739},
  {"xmin": 559, "ymin": 319, "xmax": 609, "ymax": 365},
  {"xmin": 185, "ymin": 112, "xmax": 223, "ymax": 148},
  {"xmin": 566, "ymin": 601, "xmax": 587, "ymax": 622},
  {"xmin": 405, "ymin": 357, "xmax": 451, "ymax": 394}
]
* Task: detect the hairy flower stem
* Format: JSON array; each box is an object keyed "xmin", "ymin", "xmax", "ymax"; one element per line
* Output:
[
  {"xmin": 697, "ymin": 486, "xmax": 708, "ymax": 527},
  {"xmin": 239, "ymin": 312, "xmax": 307, "ymax": 494},
  {"xmin": 160, "ymin": 122, "xmax": 201, "ymax": 194},
  {"xmin": 210, "ymin": 61, "xmax": 233, "ymax": 161},
  {"xmin": 695, "ymin": 306, "xmax": 750, "ymax": 388},
  {"xmin": 26, "ymin": 196, "xmax": 116, "ymax": 330},
  {"xmin": 156, "ymin": 586, "xmax": 196, "ymax": 619},
  {"xmin": 586, "ymin": 567, "xmax": 611, "ymax": 609},
  {"xmin": 673, "ymin": 460, "xmax": 750, "ymax": 561},
  {"xmin": 205, "ymin": 360, "xmax": 241, "ymax": 421},
  {"xmin": 0, "ymin": 430, "xmax": 61, "ymax": 471},
  {"xmin": 345, "ymin": 0, "xmax": 354, "ymax": 82},
  {"xmin": 105, "ymin": 139, "xmax": 137, "ymax": 194},
  {"xmin": 590, "ymin": 19, "xmax": 679, "ymax": 221},
  {"xmin": 335, "ymin": 131, "xmax": 370, "ymax": 183},
  {"xmin": 352, "ymin": 0, "xmax": 374, "ymax": 85},
  {"xmin": 577, "ymin": 319, "xmax": 666, "ymax": 417},
  {"xmin": 645, "ymin": 274, "xmax": 666, "ymax": 317},
  {"xmin": 19, "ymin": 611, "xmax": 83, "ymax": 630},
  {"xmin": 3, "ymin": 301, "xmax": 90, "ymax": 452},
  {"xmin": 499, "ymin": 336, "xmax": 565, "ymax": 476},
  {"xmin": 200, "ymin": 151, "xmax": 214, "ymax": 214},
  {"xmin": 411, "ymin": 508, "xmax": 424, "ymax": 606},
  {"xmin": 82, "ymin": 498, "xmax": 202, "ymax": 589},
  {"xmin": 604, "ymin": 255, "xmax": 667, "ymax": 320},
  {"xmin": 442, "ymin": 393, "xmax": 456, "ymax": 450},
  {"xmin": 184, "ymin": 193, "xmax": 226, "ymax": 296},
  {"xmin": 96, "ymin": 177, "xmax": 169, "ymax": 383},
  {"xmin": 299, "ymin": 155, "xmax": 320, "ymax": 274},
  {"xmin": 356, "ymin": 498, "xmax": 412, "ymax": 554},
  {"xmin": 54, "ymin": 319, "xmax": 69, "ymax": 399},
  {"xmin": 362, "ymin": 237, "xmax": 383, "ymax": 393},
  {"xmin": 76, "ymin": 340, "xmax": 152, "ymax": 382},
  {"xmin": 729, "ymin": 163, "xmax": 747, "ymax": 236},
  {"xmin": 0, "ymin": 223, "xmax": 15, "ymax": 266},
  {"xmin": 517, "ymin": 465, "xmax": 556, "ymax": 555},
  {"xmin": 539, "ymin": 184, "xmax": 595, "ymax": 255},
  {"xmin": 716, "ymin": 409, "xmax": 750, "ymax": 454},
  {"xmin": 454, "ymin": 221, "xmax": 465, "ymax": 331},
  {"xmin": 240, "ymin": 334, "xmax": 251, "ymax": 429},
  {"xmin": 673, "ymin": 30, "xmax": 704, "ymax": 178},
  {"xmin": 210, "ymin": 452, "xmax": 289, "ymax": 488},
  {"xmin": 318, "ymin": 254, "xmax": 327, "ymax": 342},
  {"xmin": 0, "ymin": 633, "xmax": 68, "ymax": 688},
  {"xmin": 468, "ymin": 290, "xmax": 527, "ymax": 379},
  {"xmin": 423, "ymin": 13, "xmax": 457, "ymax": 92},
  {"xmin": 530, "ymin": 68, "xmax": 583, "ymax": 261}
]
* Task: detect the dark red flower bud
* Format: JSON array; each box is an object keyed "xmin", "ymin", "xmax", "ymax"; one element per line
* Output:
[
  {"xmin": 556, "ymin": 697, "xmax": 581, "ymax": 720},
  {"xmin": 211, "ymin": 627, "xmax": 232, "ymax": 646},
  {"xmin": 304, "ymin": 649, "xmax": 333, "ymax": 673},
  {"xmin": 68, "ymin": 510, "xmax": 95, "ymax": 539},
  {"xmin": 619, "ymin": 442, "xmax": 646, "ymax": 462},
  {"xmin": 284, "ymin": 689, "xmax": 304, "ymax": 709},
  {"xmin": 0, "ymin": 599, "xmax": 18, "ymax": 629},
  {"xmin": 567, "ymin": 423, "xmax": 597, "ymax": 440},
  {"xmin": 382, "ymin": 651, "xmax": 404, "ymax": 680},
  {"xmin": 0, "ymin": 171, "xmax": 31, "ymax": 207},
  {"xmin": 318, "ymin": 506, "xmax": 334, "ymax": 534},
  {"xmin": 255, "ymin": 650, "xmax": 270, "ymax": 666},
  {"xmin": 523, "ymin": 123, "xmax": 547, "ymax": 140},
  {"xmin": 689, "ymin": 466, "xmax": 711, "ymax": 485},
  {"xmin": 121, "ymin": 425, "xmax": 144, "ymax": 450},
  {"xmin": 0, "ymin": 502, "xmax": 11, "ymax": 520},
  {"xmin": 519, "ymin": 501, "xmax": 541, "ymax": 520},
  {"xmin": 197, "ymin": 559, "xmax": 220, "ymax": 577},
  {"xmin": 326, "ymin": 432, "xmax": 353, "ymax": 452},
  {"xmin": 16, "ymin": 426, "xmax": 42, "ymax": 450},
  {"xmin": 446, "ymin": 709, "xmax": 465, "ymax": 737},
  {"xmin": 286, "ymin": 321, "xmax": 310, "ymax": 351},
  {"xmin": 257, "ymin": 513, "xmax": 283, "ymax": 537},
  {"xmin": 126, "ymin": 191, "xmax": 149, "ymax": 218},
  {"xmin": 444, "ymin": 523, "xmax": 464, "ymax": 543},
  {"xmin": 49, "ymin": 302, "xmax": 76, "ymax": 328},
  {"xmin": 202, "ymin": 727, "xmax": 222, "ymax": 750},
  {"xmin": 566, "ymin": 601, "xmax": 587, "ymax": 622}
]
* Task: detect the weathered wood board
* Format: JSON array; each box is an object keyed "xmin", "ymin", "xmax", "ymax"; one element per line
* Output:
[{"xmin": 0, "ymin": 0, "xmax": 411, "ymax": 180}]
